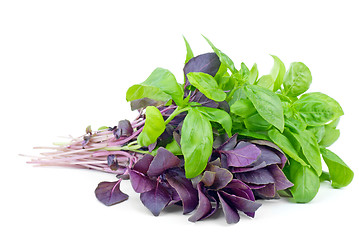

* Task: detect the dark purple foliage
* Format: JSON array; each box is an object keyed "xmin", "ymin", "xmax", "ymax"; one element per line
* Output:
[
  {"xmin": 129, "ymin": 147, "xmax": 198, "ymax": 216},
  {"xmin": 215, "ymin": 134, "xmax": 293, "ymax": 199},
  {"xmin": 95, "ymin": 180, "xmax": 129, "ymax": 206}
]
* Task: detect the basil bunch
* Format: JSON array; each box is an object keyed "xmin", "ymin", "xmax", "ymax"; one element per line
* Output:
[{"xmin": 126, "ymin": 36, "xmax": 353, "ymax": 203}]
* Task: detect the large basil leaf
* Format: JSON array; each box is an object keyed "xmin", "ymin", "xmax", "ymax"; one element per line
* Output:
[
  {"xmin": 268, "ymin": 128, "xmax": 307, "ymax": 166},
  {"xmin": 245, "ymin": 85, "xmax": 284, "ymax": 132},
  {"xmin": 196, "ymin": 107, "xmax": 232, "ymax": 137},
  {"xmin": 293, "ymin": 92, "xmax": 344, "ymax": 126},
  {"xmin": 270, "ymin": 55, "xmax": 286, "ymax": 92},
  {"xmin": 187, "ymin": 72, "xmax": 226, "ymax": 102},
  {"xmin": 321, "ymin": 148, "xmax": 354, "ymax": 188},
  {"xmin": 288, "ymin": 130, "xmax": 322, "ymax": 176},
  {"xmin": 255, "ymin": 74, "xmax": 274, "ymax": 91},
  {"xmin": 137, "ymin": 106, "xmax": 166, "ymax": 147},
  {"xmin": 243, "ymin": 113, "xmax": 272, "ymax": 131},
  {"xmin": 126, "ymin": 68, "xmax": 183, "ymax": 106},
  {"xmin": 288, "ymin": 160, "xmax": 320, "ymax": 203},
  {"xmin": 283, "ymin": 62, "xmax": 312, "ymax": 97},
  {"xmin": 181, "ymin": 108, "xmax": 213, "ymax": 178},
  {"xmin": 203, "ymin": 35, "xmax": 237, "ymax": 74}
]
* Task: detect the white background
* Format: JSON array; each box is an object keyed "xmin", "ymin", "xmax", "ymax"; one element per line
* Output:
[{"xmin": 1, "ymin": 0, "xmax": 358, "ymax": 239}]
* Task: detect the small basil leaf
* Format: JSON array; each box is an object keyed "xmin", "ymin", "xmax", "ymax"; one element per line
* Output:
[
  {"xmin": 137, "ymin": 106, "xmax": 166, "ymax": 147},
  {"xmin": 248, "ymin": 63, "xmax": 258, "ymax": 84},
  {"xmin": 283, "ymin": 62, "xmax": 312, "ymax": 97},
  {"xmin": 320, "ymin": 148, "xmax": 354, "ymax": 188},
  {"xmin": 255, "ymin": 74, "xmax": 274, "ymax": 91},
  {"xmin": 181, "ymin": 108, "xmax": 213, "ymax": 178},
  {"xmin": 203, "ymin": 35, "xmax": 237, "ymax": 73},
  {"xmin": 187, "ymin": 72, "xmax": 226, "ymax": 102},
  {"xmin": 270, "ymin": 55, "xmax": 286, "ymax": 92},
  {"xmin": 293, "ymin": 92, "xmax": 344, "ymax": 126},
  {"xmin": 288, "ymin": 160, "xmax": 320, "ymax": 203},
  {"xmin": 245, "ymin": 85, "xmax": 284, "ymax": 132},
  {"xmin": 126, "ymin": 84, "xmax": 171, "ymax": 103},
  {"xmin": 196, "ymin": 107, "xmax": 232, "ymax": 137},
  {"xmin": 183, "ymin": 36, "xmax": 194, "ymax": 64},
  {"xmin": 141, "ymin": 68, "xmax": 184, "ymax": 106}
]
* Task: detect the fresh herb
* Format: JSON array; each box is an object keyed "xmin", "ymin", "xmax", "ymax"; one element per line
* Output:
[{"xmin": 28, "ymin": 36, "xmax": 353, "ymax": 223}]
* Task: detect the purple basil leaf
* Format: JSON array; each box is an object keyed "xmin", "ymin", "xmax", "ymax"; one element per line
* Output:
[
  {"xmin": 206, "ymin": 165, "xmax": 233, "ymax": 190},
  {"xmin": 219, "ymin": 190, "xmax": 261, "ymax": 217},
  {"xmin": 250, "ymin": 146, "xmax": 282, "ymax": 167},
  {"xmin": 148, "ymin": 142, "xmax": 157, "ymax": 152},
  {"xmin": 218, "ymin": 191, "xmax": 240, "ymax": 224},
  {"xmin": 183, "ymin": 52, "xmax": 221, "ymax": 89},
  {"xmin": 231, "ymin": 161, "xmax": 267, "ymax": 173},
  {"xmin": 95, "ymin": 180, "xmax": 129, "ymax": 206},
  {"xmin": 267, "ymin": 164, "xmax": 294, "ymax": 190},
  {"xmin": 118, "ymin": 120, "xmax": 133, "ymax": 136},
  {"xmin": 147, "ymin": 147, "xmax": 180, "ymax": 177},
  {"xmin": 165, "ymin": 169, "xmax": 199, "ymax": 214},
  {"xmin": 188, "ymin": 183, "xmax": 215, "ymax": 222},
  {"xmin": 250, "ymin": 139, "xmax": 288, "ymax": 168},
  {"xmin": 236, "ymin": 168, "xmax": 275, "ymax": 185},
  {"xmin": 189, "ymin": 90, "xmax": 219, "ymax": 108},
  {"xmin": 128, "ymin": 170, "xmax": 156, "ymax": 193},
  {"xmin": 140, "ymin": 183, "xmax": 171, "ymax": 216},
  {"xmin": 225, "ymin": 179, "xmax": 255, "ymax": 201},
  {"xmin": 200, "ymin": 171, "xmax": 216, "ymax": 187},
  {"xmin": 216, "ymin": 133, "xmax": 238, "ymax": 151},
  {"xmin": 133, "ymin": 154, "xmax": 154, "ymax": 174},
  {"xmin": 253, "ymin": 183, "xmax": 277, "ymax": 199},
  {"xmin": 107, "ymin": 154, "xmax": 119, "ymax": 170},
  {"xmin": 221, "ymin": 143, "xmax": 261, "ymax": 167}
]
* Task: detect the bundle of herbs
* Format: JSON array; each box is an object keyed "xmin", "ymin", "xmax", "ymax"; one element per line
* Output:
[{"xmin": 28, "ymin": 36, "xmax": 354, "ymax": 223}]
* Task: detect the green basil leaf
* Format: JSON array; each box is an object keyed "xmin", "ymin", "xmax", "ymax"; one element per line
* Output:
[
  {"xmin": 283, "ymin": 62, "xmax": 312, "ymax": 97},
  {"xmin": 230, "ymin": 98, "xmax": 256, "ymax": 119},
  {"xmin": 320, "ymin": 148, "xmax": 354, "ymax": 188},
  {"xmin": 187, "ymin": 72, "xmax": 226, "ymax": 102},
  {"xmin": 181, "ymin": 108, "xmax": 213, "ymax": 178},
  {"xmin": 141, "ymin": 68, "xmax": 184, "ymax": 106},
  {"xmin": 255, "ymin": 74, "xmax": 274, "ymax": 91},
  {"xmin": 248, "ymin": 63, "xmax": 258, "ymax": 84},
  {"xmin": 270, "ymin": 55, "xmax": 286, "ymax": 92},
  {"xmin": 165, "ymin": 138, "xmax": 182, "ymax": 155},
  {"xmin": 290, "ymin": 130, "xmax": 322, "ymax": 176},
  {"xmin": 293, "ymin": 92, "xmax": 344, "ymax": 126},
  {"xmin": 196, "ymin": 107, "xmax": 232, "ymax": 137},
  {"xmin": 307, "ymin": 125, "xmax": 325, "ymax": 143},
  {"xmin": 202, "ymin": 35, "xmax": 237, "ymax": 74},
  {"xmin": 244, "ymin": 113, "xmax": 272, "ymax": 131},
  {"xmin": 126, "ymin": 84, "xmax": 171, "ymax": 103},
  {"xmin": 320, "ymin": 127, "xmax": 340, "ymax": 147},
  {"xmin": 268, "ymin": 128, "xmax": 308, "ymax": 166},
  {"xmin": 245, "ymin": 85, "xmax": 284, "ymax": 132},
  {"xmin": 183, "ymin": 36, "xmax": 194, "ymax": 64},
  {"xmin": 137, "ymin": 106, "xmax": 166, "ymax": 147},
  {"xmin": 288, "ymin": 160, "xmax": 320, "ymax": 203}
]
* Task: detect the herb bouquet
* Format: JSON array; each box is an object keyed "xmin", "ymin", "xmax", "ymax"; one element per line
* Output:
[{"xmin": 28, "ymin": 36, "xmax": 354, "ymax": 224}]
